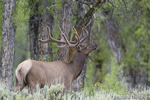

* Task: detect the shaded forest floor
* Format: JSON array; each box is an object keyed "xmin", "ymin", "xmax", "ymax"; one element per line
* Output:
[{"xmin": 0, "ymin": 82, "xmax": 149, "ymax": 100}]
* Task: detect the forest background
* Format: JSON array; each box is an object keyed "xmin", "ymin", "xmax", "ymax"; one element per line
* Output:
[{"xmin": 0, "ymin": 0, "xmax": 150, "ymax": 99}]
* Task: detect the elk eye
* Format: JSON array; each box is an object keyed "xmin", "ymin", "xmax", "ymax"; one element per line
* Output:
[{"xmin": 76, "ymin": 45, "xmax": 81, "ymax": 50}]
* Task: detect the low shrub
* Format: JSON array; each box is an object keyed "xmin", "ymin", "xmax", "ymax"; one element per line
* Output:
[{"xmin": 0, "ymin": 82, "xmax": 149, "ymax": 100}]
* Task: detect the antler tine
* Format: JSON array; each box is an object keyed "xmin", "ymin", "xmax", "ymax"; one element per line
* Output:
[
  {"xmin": 39, "ymin": 26, "xmax": 51, "ymax": 43},
  {"xmin": 39, "ymin": 26, "xmax": 81, "ymax": 48},
  {"xmin": 80, "ymin": 27, "xmax": 88, "ymax": 43},
  {"xmin": 58, "ymin": 27, "xmax": 75, "ymax": 48},
  {"xmin": 73, "ymin": 27, "xmax": 80, "ymax": 46},
  {"xmin": 58, "ymin": 27, "xmax": 81, "ymax": 48},
  {"xmin": 58, "ymin": 27, "xmax": 71, "ymax": 45},
  {"xmin": 39, "ymin": 26, "xmax": 66, "ymax": 44}
]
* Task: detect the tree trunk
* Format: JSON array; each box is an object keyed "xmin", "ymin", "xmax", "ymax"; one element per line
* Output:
[
  {"xmin": 29, "ymin": 0, "xmax": 40, "ymax": 60},
  {"xmin": 38, "ymin": 1, "xmax": 54, "ymax": 61},
  {"xmin": 1, "ymin": 0, "xmax": 16, "ymax": 90},
  {"xmin": 103, "ymin": 11, "xmax": 126, "ymax": 64},
  {"xmin": 71, "ymin": 0, "xmax": 94, "ymax": 91},
  {"xmin": 58, "ymin": 0, "xmax": 73, "ymax": 61},
  {"xmin": 29, "ymin": 0, "xmax": 53, "ymax": 61},
  {"xmin": 103, "ymin": 11, "xmax": 127, "ymax": 89}
]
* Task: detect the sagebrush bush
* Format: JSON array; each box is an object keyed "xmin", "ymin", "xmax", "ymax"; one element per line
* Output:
[{"xmin": 0, "ymin": 81, "xmax": 149, "ymax": 100}]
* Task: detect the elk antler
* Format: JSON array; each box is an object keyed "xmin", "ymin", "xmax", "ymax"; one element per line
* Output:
[
  {"xmin": 39, "ymin": 26, "xmax": 66, "ymax": 44},
  {"xmin": 57, "ymin": 27, "xmax": 81, "ymax": 48},
  {"xmin": 39, "ymin": 26, "xmax": 81, "ymax": 48},
  {"xmin": 80, "ymin": 27, "xmax": 88, "ymax": 43}
]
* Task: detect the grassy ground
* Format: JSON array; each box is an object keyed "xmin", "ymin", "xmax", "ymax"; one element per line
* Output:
[{"xmin": 0, "ymin": 82, "xmax": 149, "ymax": 100}]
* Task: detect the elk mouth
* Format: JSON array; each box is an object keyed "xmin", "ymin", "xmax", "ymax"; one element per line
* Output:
[
  {"xmin": 93, "ymin": 46, "xmax": 97, "ymax": 50},
  {"xmin": 92, "ymin": 43, "xmax": 97, "ymax": 50}
]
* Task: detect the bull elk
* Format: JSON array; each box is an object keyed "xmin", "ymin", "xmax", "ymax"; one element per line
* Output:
[{"xmin": 14, "ymin": 26, "xmax": 97, "ymax": 91}]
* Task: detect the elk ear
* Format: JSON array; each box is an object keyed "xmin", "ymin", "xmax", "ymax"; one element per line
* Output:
[
  {"xmin": 76, "ymin": 44, "xmax": 87, "ymax": 51},
  {"xmin": 80, "ymin": 44, "xmax": 88, "ymax": 49}
]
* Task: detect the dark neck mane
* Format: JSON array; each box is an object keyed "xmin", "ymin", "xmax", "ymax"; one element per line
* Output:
[{"xmin": 70, "ymin": 50, "xmax": 87, "ymax": 79}]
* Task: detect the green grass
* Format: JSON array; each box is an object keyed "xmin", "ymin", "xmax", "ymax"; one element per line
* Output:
[{"xmin": 0, "ymin": 82, "xmax": 150, "ymax": 100}]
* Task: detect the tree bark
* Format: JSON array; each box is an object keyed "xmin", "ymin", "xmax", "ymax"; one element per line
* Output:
[
  {"xmin": 29, "ymin": 0, "xmax": 40, "ymax": 60},
  {"xmin": 1, "ymin": 0, "xmax": 16, "ymax": 90},
  {"xmin": 58, "ymin": 0, "xmax": 73, "ymax": 61},
  {"xmin": 38, "ymin": 1, "xmax": 54, "ymax": 61},
  {"xmin": 103, "ymin": 11, "xmax": 126, "ymax": 64},
  {"xmin": 29, "ymin": 0, "xmax": 53, "ymax": 61}
]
